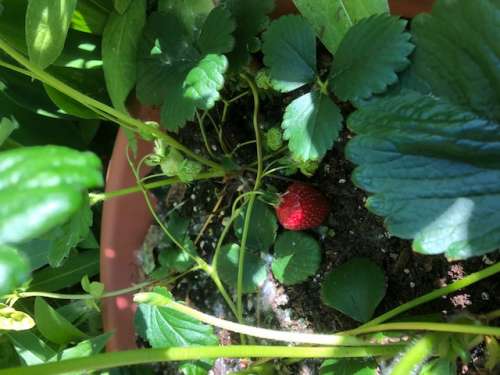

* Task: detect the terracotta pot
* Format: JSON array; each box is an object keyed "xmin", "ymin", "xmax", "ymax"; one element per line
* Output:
[{"xmin": 100, "ymin": 0, "xmax": 435, "ymax": 352}]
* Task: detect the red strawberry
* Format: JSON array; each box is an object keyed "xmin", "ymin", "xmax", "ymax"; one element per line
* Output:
[{"xmin": 275, "ymin": 182, "xmax": 329, "ymax": 230}]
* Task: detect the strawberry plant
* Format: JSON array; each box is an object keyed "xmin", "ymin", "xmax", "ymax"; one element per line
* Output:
[{"xmin": 0, "ymin": 0, "xmax": 499, "ymax": 374}]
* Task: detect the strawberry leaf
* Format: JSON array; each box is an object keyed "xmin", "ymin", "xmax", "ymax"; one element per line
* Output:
[
  {"xmin": 271, "ymin": 231, "xmax": 321, "ymax": 285},
  {"xmin": 320, "ymin": 358, "xmax": 377, "ymax": 375},
  {"xmin": 329, "ymin": 14, "xmax": 414, "ymax": 101},
  {"xmin": 321, "ymin": 258, "xmax": 386, "ymax": 322},
  {"xmin": 282, "ymin": 91, "xmax": 342, "ymax": 161},
  {"xmin": 197, "ymin": 6, "xmax": 235, "ymax": 54},
  {"xmin": 216, "ymin": 244, "xmax": 267, "ymax": 294},
  {"xmin": 262, "ymin": 15, "xmax": 317, "ymax": 92},
  {"xmin": 183, "ymin": 54, "xmax": 228, "ymax": 111},
  {"xmin": 222, "ymin": 0, "xmax": 274, "ymax": 70}
]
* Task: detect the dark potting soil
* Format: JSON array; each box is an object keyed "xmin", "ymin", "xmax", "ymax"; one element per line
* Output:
[{"xmin": 137, "ymin": 76, "xmax": 499, "ymax": 375}]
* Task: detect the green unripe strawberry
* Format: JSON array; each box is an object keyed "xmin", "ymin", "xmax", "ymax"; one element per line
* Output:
[
  {"xmin": 160, "ymin": 148, "xmax": 184, "ymax": 177},
  {"xmin": 177, "ymin": 160, "xmax": 202, "ymax": 183},
  {"xmin": 265, "ymin": 127, "xmax": 283, "ymax": 151},
  {"xmin": 255, "ymin": 69, "xmax": 272, "ymax": 90}
]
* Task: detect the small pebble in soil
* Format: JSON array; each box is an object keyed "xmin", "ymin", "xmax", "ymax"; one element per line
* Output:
[
  {"xmin": 482, "ymin": 255, "xmax": 494, "ymax": 265},
  {"xmin": 403, "ymin": 268, "xmax": 410, "ymax": 274},
  {"xmin": 190, "ymin": 194, "xmax": 196, "ymax": 200},
  {"xmin": 211, "ymin": 144, "xmax": 217, "ymax": 151},
  {"xmin": 410, "ymin": 282, "xmax": 415, "ymax": 288},
  {"xmin": 338, "ymin": 178, "xmax": 346, "ymax": 184},
  {"xmin": 481, "ymin": 292, "xmax": 489, "ymax": 300}
]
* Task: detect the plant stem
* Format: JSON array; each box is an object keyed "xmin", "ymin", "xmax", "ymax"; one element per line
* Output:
[
  {"xmin": 390, "ymin": 334, "xmax": 437, "ymax": 375},
  {"xmin": 0, "ymin": 37, "xmax": 223, "ymax": 171},
  {"xmin": 235, "ymin": 74, "xmax": 263, "ymax": 327},
  {"xmin": 196, "ymin": 111, "xmax": 217, "ymax": 160},
  {"xmin": 90, "ymin": 170, "xmax": 226, "ymax": 204},
  {"xmin": 482, "ymin": 309, "xmax": 500, "ymax": 321},
  {"xmin": 0, "ymin": 345, "xmax": 403, "ymax": 375},
  {"xmin": 353, "ymin": 261, "xmax": 500, "ymax": 330},
  {"xmin": 342, "ymin": 322, "xmax": 500, "ymax": 337}
]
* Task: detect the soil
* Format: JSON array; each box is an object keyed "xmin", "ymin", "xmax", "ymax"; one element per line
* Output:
[{"xmin": 136, "ymin": 63, "xmax": 500, "ymax": 375}]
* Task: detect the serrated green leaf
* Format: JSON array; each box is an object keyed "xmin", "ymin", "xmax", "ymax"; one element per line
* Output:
[
  {"xmin": 158, "ymin": 0, "xmax": 213, "ymax": 39},
  {"xmin": 320, "ymin": 358, "xmax": 377, "ymax": 375},
  {"xmin": 46, "ymin": 197, "xmax": 93, "ymax": 267},
  {"xmin": 0, "ymin": 146, "xmax": 102, "ymax": 245},
  {"xmin": 347, "ymin": 91, "xmax": 500, "ymax": 259},
  {"xmin": 282, "ymin": 91, "xmax": 342, "ymax": 161},
  {"xmin": 103, "ymin": 0, "xmax": 146, "ymax": 113},
  {"xmin": 222, "ymin": 0, "xmax": 274, "ymax": 70},
  {"xmin": 34, "ymin": 297, "xmax": 87, "ymax": 345},
  {"xmin": 321, "ymin": 258, "xmax": 385, "ymax": 322},
  {"xmin": 7, "ymin": 331, "xmax": 57, "ymax": 366},
  {"xmin": 183, "ymin": 54, "xmax": 227, "ymax": 110},
  {"xmin": 292, "ymin": 0, "xmax": 388, "ymax": 54},
  {"xmin": 0, "ymin": 246, "xmax": 30, "ymax": 296},
  {"xmin": 412, "ymin": 0, "xmax": 500, "ymax": 121},
  {"xmin": 25, "ymin": 0, "xmax": 78, "ymax": 68},
  {"xmin": 271, "ymin": 231, "xmax": 321, "ymax": 285},
  {"xmin": 262, "ymin": 15, "xmax": 317, "ymax": 92},
  {"xmin": 216, "ymin": 243, "xmax": 267, "ymax": 294},
  {"xmin": 330, "ymin": 14, "xmax": 414, "ymax": 101},
  {"xmin": 135, "ymin": 287, "xmax": 218, "ymax": 348},
  {"xmin": 197, "ymin": 6, "xmax": 235, "ymax": 54},
  {"xmin": 137, "ymin": 11, "xmax": 199, "ymax": 106},
  {"xmin": 29, "ymin": 249, "xmax": 99, "ymax": 292},
  {"xmin": 0, "ymin": 116, "xmax": 18, "ymax": 146},
  {"xmin": 234, "ymin": 199, "xmax": 277, "ymax": 252}
]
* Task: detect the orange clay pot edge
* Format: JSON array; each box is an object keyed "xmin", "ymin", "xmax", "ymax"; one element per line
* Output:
[{"xmin": 100, "ymin": 0, "xmax": 435, "ymax": 352}]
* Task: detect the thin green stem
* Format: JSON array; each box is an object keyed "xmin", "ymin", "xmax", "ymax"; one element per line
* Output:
[
  {"xmin": 350, "ymin": 262, "xmax": 500, "ymax": 331},
  {"xmin": 343, "ymin": 322, "xmax": 500, "ymax": 337},
  {"xmin": 0, "ymin": 345, "xmax": 403, "ymax": 375},
  {"xmin": 196, "ymin": 111, "xmax": 217, "ymax": 160},
  {"xmin": 482, "ymin": 309, "xmax": 500, "ymax": 321},
  {"xmin": 0, "ymin": 59, "xmax": 33, "ymax": 77},
  {"xmin": 226, "ymin": 90, "xmax": 250, "ymax": 104}
]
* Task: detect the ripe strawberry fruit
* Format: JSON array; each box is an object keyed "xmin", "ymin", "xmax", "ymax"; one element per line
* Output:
[{"xmin": 275, "ymin": 182, "xmax": 329, "ymax": 230}]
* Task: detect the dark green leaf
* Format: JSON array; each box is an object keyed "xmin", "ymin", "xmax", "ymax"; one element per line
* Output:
[
  {"xmin": 321, "ymin": 258, "xmax": 385, "ymax": 322},
  {"xmin": 46, "ymin": 198, "xmax": 93, "ymax": 267},
  {"xmin": 292, "ymin": 0, "xmax": 388, "ymax": 54},
  {"xmin": 34, "ymin": 297, "xmax": 87, "ymax": 345},
  {"xmin": 282, "ymin": 91, "xmax": 342, "ymax": 161},
  {"xmin": 234, "ymin": 199, "xmax": 277, "ymax": 252},
  {"xmin": 179, "ymin": 361, "xmax": 212, "ymax": 375},
  {"xmin": 136, "ymin": 11, "xmax": 199, "ymax": 106},
  {"xmin": 222, "ymin": 0, "xmax": 274, "ymax": 70},
  {"xmin": 44, "ymin": 84, "xmax": 98, "ymax": 119},
  {"xmin": 420, "ymin": 358, "xmax": 456, "ymax": 375},
  {"xmin": 216, "ymin": 243, "xmax": 267, "ymax": 294},
  {"xmin": 135, "ymin": 287, "xmax": 218, "ymax": 348},
  {"xmin": 197, "ymin": 6, "xmax": 235, "ymax": 55},
  {"xmin": 0, "ymin": 245, "xmax": 30, "ymax": 296},
  {"xmin": 271, "ymin": 231, "xmax": 321, "ymax": 285},
  {"xmin": 346, "ymin": 92, "xmax": 500, "ymax": 259},
  {"xmin": 25, "ymin": 0, "xmax": 78, "ymax": 68},
  {"xmin": 158, "ymin": 0, "xmax": 213, "ymax": 39},
  {"xmin": 320, "ymin": 358, "xmax": 377, "ymax": 375},
  {"xmin": 262, "ymin": 15, "xmax": 317, "ymax": 92},
  {"xmin": 16, "ymin": 239, "xmax": 52, "ymax": 271},
  {"xmin": 412, "ymin": 0, "xmax": 500, "ymax": 121},
  {"xmin": 30, "ymin": 250, "xmax": 99, "ymax": 292},
  {"xmin": 0, "ymin": 116, "xmax": 18, "ymax": 146},
  {"xmin": 7, "ymin": 331, "xmax": 56, "ymax": 365},
  {"xmin": 161, "ymin": 77, "xmax": 197, "ymax": 131},
  {"xmin": 113, "ymin": 0, "xmax": 132, "ymax": 14},
  {"xmin": 103, "ymin": 0, "xmax": 146, "ymax": 113},
  {"xmin": 330, "ymin": 14, "xmax": 414, "ymax": 101},
  {"xmin": 183, "ymin": 54, "xmax": 228, "ymax": 110},
  {"xmin": 72, "ymin": 0, "xmax": 110, "ymax": 34},
  {"xmin": 57, "ymin": 332, "xmax": 112, "ymax": 360},
  {"xmin": 0, "ymin": 336, "xmax": 20, "ymax": 369}
]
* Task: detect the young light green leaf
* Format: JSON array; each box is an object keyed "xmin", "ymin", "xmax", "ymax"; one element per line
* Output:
[
  {"xmin": 292, "ymin": 0, "xmax": 388, "ymax": 54},
  {"xmin": 183, "ymin": 54, "xmax": 228, "ymax": 110},
  {"xmin": 81, "ymin": 275, "xmax": 104, "ymax": 299},
  {"xmin": 197, "ymin": 6, "xmax": 235, "ymax": 54},
  {"xmin": 271, "ymin": 231, "xmax": 321, "ymax": 285},
  {"xmin": 262, "ymin": 15, "xmax": 317, "ymax": 92},
  {"xmin": 34, "ymin": 297, "xmax": 87, "ymax": 345},
  {"xmin": 46, "ymin": 198, "xmax": 93, "ymax": 267},
  {"xmin": 7, "ymin": 331, "xmax": 57, "ymax": 366},
  {"xmin": 222, "ymin": 0, "xmax": 274, "ymax": 70},
  {"xmin": 330, "ymin": 14, "xmax": 414, "ymax": 101},
  {"xmin": 135, "ymin": 287, "xmax": 218, "ymax": 348},
  {"xmin": 25, "ymin": 0, "xmax": 78, "ymax": 68},
  {"xmin": 347, "ymin": 92, "xmax": 500, "ymax": 259},
  {"xmin": 0, "ymin": 246, "xmax": 30, "ymax": 296},
  {"xmin": 0, "ymin": 116, "xmax": 18, "ymax": 147},
  {"xmin": 103, "ymin": 0, "xmax": 146, "ymax": 113},
  {"xmin": 0, "ymin": 146, "xmax": 102, "ymax": 245},
  {"xmin": 420, "ymin": 358, "xmax": 457, "ymax": 375},
  {"xmin": 0, "ymin": 304, "xmax": 35, "ymax": 331},
  {"xmin": 320, "ymin": 358, "xmax": 377, "ymax": 375},
  {"xmin": 216, "ymin": 243, "xmax": 267, "ymax": 294},
  {"xmin": 282, "ymin": 91, "xmax": 342, "ymax": 161},
  {"xmin": 71, "ymin": 0, "xmax": 110, "ymax": 34},
  {"xmin": 57, "ymin": 332, "xmax": 112, "ymax": 360},
  {"xmin": 233, "ymin": 199, "xmax": 277, "ymax": 252},
  {"xmin": 29, "ymin": 249, "xmax": 99, "ymax": 292},
  {"xmin": 412, "ymin": 0, "xmax": 500, "ymax": 121},
  {"xmin": 321, "ymin": 258, "xmax": 385, "ymax": 322}
]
